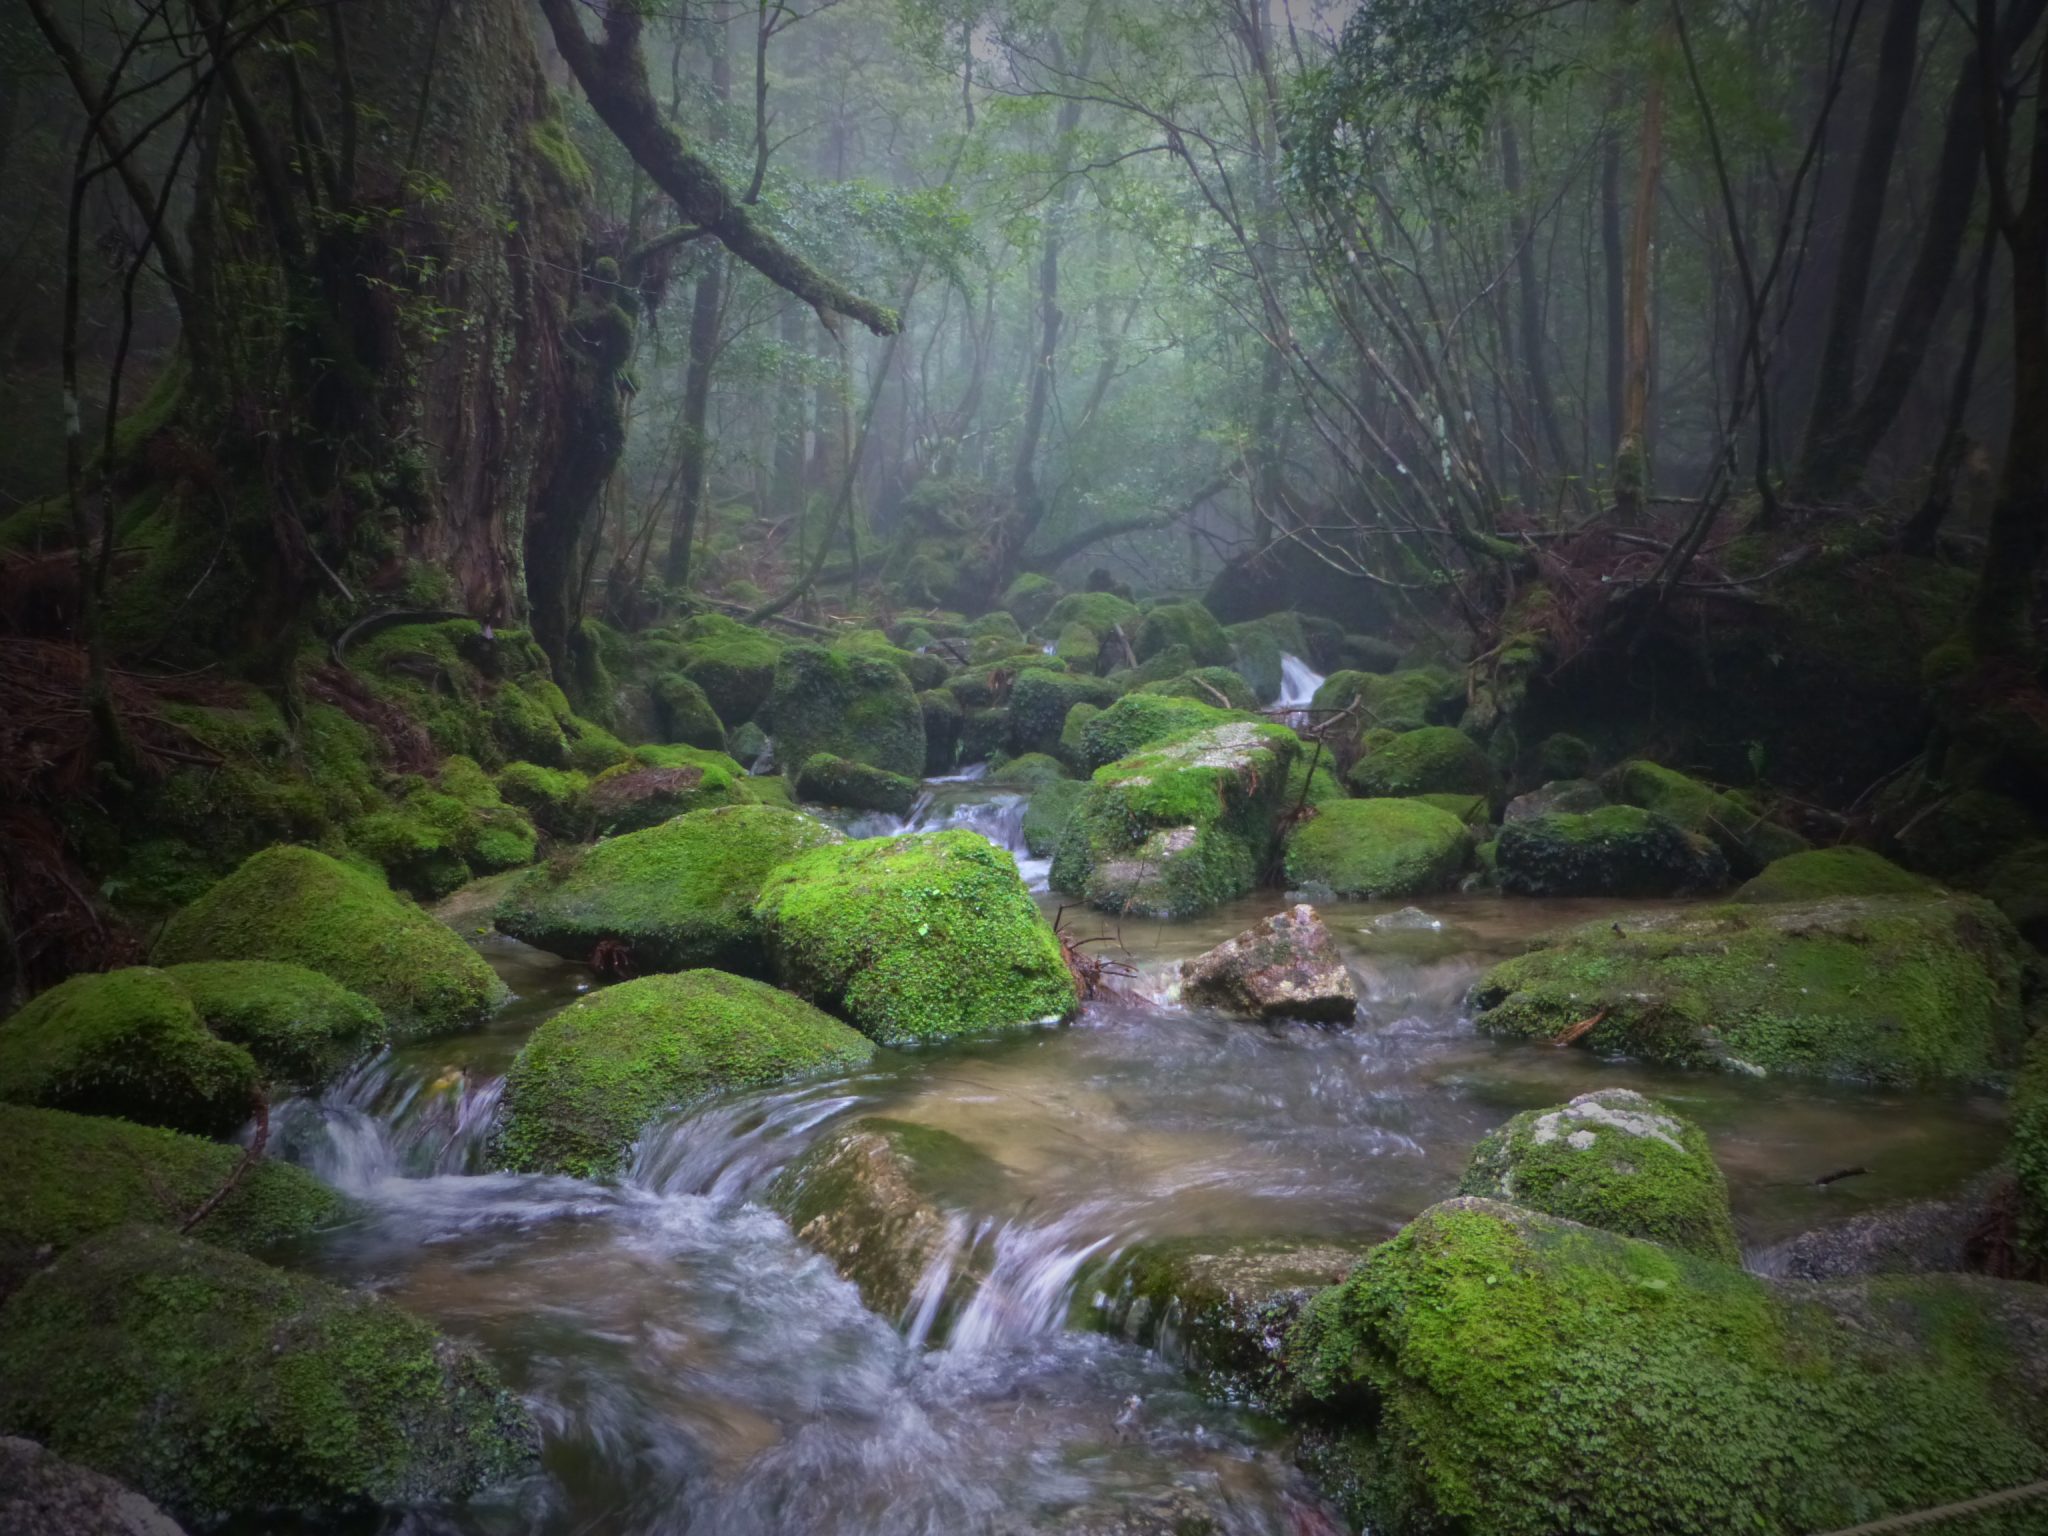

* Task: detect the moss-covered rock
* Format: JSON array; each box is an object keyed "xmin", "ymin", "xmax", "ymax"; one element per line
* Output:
[
  {"xmin": 586, "ymin": 746, "xmax": 753, "ymax": 834},
  {"xmin": 1135, "ymin": 666, "xmax": 1260, "ymax": 711},
  {"xmin": 0, "ymin": 1228, "xmax": 536, "ymax": 1524},
  {"xmin": 1283, "ymin": 798, "xmax": 1471, "ymax": 900},
  {"xmin": 492, "ymin": 970, "xmax": 875, "ymax": 1179},
  {"xmin": 1496, "ymin": 806, "xmax": 1728, "ymax": 897},
  {"xmin": 1224, "ymin": 621, "xmax": 1285, "ymax": 703},
  {"xmin": 1605, "ymin": 759, "xmax": 1809, "ymax": 876},
  {"xmin": 1502, "ymin": 777, "xmax": 1607, "ymax": 822},
  {"xmin": 153, "ymin": 846, "xmax": 506, "ymax": 1041},
  {"xmin": 1457, "ymin": 1089, "xmax": 1739, "ymax": 1261},
  {"xmin": 494, "ymin": 761, "xmax": 590, "ymax": 837},
  {"xmin": 1347, "ymin": 726, "xmax": 1498, "ymax": 802},
  {"xmin": 1075, "ymin": 693, "xmax": 1237, "ymax": 773},
  {"xmin": 1135, "ymin": 600, "xmax": 1232, "ymax": 668},
  {"xmin": 1052, "ymin": 722, "xmax": 1301, "ymax": 919},
  {"xmin": 0, "ymin": 969, "xmax": 259, "ymax": 1138},
  {"xmin": 497, "ymin": 804, "xmax": 841, "ymax": 976},
  {"xmin": 0, "ymin": 1105, "xmax": 351, "ymax": 1260},
  {"xmin": 1981, "ymin": 841, "xmax": 2048, "ymax": 949},
  {"xmin": 794, "ymin": 753, "xmax": 920, "ymax": 816},
  {"xmin": 2014, "ymin": 1031, "xmax": 2048, "ymax": 1267},
  {"xmin": 1311, "ymin": 667, "xmax": 1461, "ymax": 734},
  {"xmin": 1001, "ymin": 573, "xmax": 1064, "ymax": 630},
  {"xmin": 674, "ymin": 613, "xmax": 784, "ymax": 724},
  {"xmin": 1534, "ymin": 731, "xmax": 1595, "ymax": 780},
  {"xmin": 725, "ymin": 719, "xmax": 770, "ymax": 770},
  {"xmin": 768, "ymin": 1117, "xmax": 1004, "ymax": 1320},
  {"xmin": 1043, "ymin": 591, "xmax": 1141, "ymax": 639},
  {"xmin": 649, "ymin": 672, "xmax": 726, "ymax": 750},
  {"xmin": 959, "ymin": 706, "xmax": 1008, "ymax": 766},
  {"xmin": 1471, "ymin": 895, "xmax": 2027, "ymax": 1084},
  {"xmin": 1022, "ymin": 779, "xmax": 1088, "ymax": 858},
  {"xmin": 1008, "ymin": 669, "xmax": 1121, "ymax": 758},
  {"xmin": 919, "ymin": 689, "xmax": 962, "ymax": 776},
  {"xmin": 162, "ymin": 961, "xmax": 386, "ymax": 1093},
  {"xmin": 836, "ymin": 629, "xmax": 950, "ymax": 692},
  {"xmin": 761, "ymin": 644, "xmax": 925, "ymax": 781},
  {"xmin": 755, "ymin": 830, "xmax": 1076, "ymax": 1044},
  {"xmin": 1280, "ymin": 1197, "xmax": 2048, "ymax": 1536},
  {"xmin": 1053, "ymin": 621, "xmax": 1101, "ymax": 673},
  {"xmin": 1735, "ymin": 846, "xmax": 1936, "ymax": 904},
  {"xmin": 1894, "ymin": 787, "xmax": 2041, "ymax": 883}
]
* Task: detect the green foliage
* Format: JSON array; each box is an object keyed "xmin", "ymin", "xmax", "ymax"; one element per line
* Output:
[{"xmin": 1284, "ymin": 798, "xmax": 1471, "ymax": 899}]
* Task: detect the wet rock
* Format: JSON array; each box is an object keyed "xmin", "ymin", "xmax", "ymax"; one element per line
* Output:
[
  {"xmin": 1495, "ymin": 805, "xmax": 1727, "ymax": 896},
  {"xmin": 1471, "ymin": 894, "xmax": 2028, "ymax": 1085},
  {"xmin": 1753, "ymin": 1172, "xmax": 2006, "ymax": 1280},
  {"xmin": 1502, "ymin": 777, "xmax": 1606, "ymax": 822},
  {"xmin": 0, "ymin": 1228, "xmax": 536, "ymax": 1526},
  {"xmin": 1283, "ymin": 798, "xmax": 1471, "ymax": 900},
  {"xmin": 1457, "ymin": 1088, "xmax": 1739, "ymax": 1261},
  {"xmin": 1179, "ymin": 906, "xmax": 1358, "ymax": 1023},
  {"xmin": 794, "ymin": 752, "xmax": 920, "ymax": 816},
  {"xmin": 0, "ymin": 1437, "xmax": 187, "ymax": 1536}
]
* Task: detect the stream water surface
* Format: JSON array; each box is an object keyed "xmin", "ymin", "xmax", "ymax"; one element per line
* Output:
[{"xmin": 260, "ymin": 773, "xmax": 2011, "ymax": 1536}]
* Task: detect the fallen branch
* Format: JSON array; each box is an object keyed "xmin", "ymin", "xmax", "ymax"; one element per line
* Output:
[
  {"xmin": 181, "ymin": 1093, "xmax": 269, "ymax": 1234},
  {"xmin": 1552, "ymin": 1007, "xmax": 1610, "ymax": 1047}
]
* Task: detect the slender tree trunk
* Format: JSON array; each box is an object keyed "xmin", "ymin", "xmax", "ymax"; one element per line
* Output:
[
  {"xmin": 1614, "ymin": 42, "xmax": 1666, "ymax": 524},
  {"xmin": 1902, "ymin": 226, "xmax": 1997, "ymax": 555},
  {"xmin": 771, "ymin": 302, "xmax": 807, "ymax": 513},
  {"xmin": 1500, "ymin": 108, "xmax": 1575, "ymax": 485},
  {"xmin": 1600, "ymin": 117, "xmax": 1626, "ymax": 457}
]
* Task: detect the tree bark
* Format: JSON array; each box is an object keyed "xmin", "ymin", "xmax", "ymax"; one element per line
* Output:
[
  {"xmin": 1600, "ymin": 117, "xmax": 1626, "ymax": 457},
  {"xmin": 1614, "ymin": 36, "xmax": 1666, "ymax": 524}
]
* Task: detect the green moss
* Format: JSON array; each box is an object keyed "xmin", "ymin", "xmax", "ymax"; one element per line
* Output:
[
  {"xmin": 487, "ymin": 679, "xmax": 570, "ymax": 767},
  {"xmin": 1022, "ymin": 779, "xmax": 1088, "ymax": 859},
  {"xmin": 986, "ymin": 752, "xmax": 1067, "ymax": 790},
  {"xmin": 1409, "ymin": 791, "xmax": 1492, "ymax": 828},
  {"xmin": 0, "ymin": 1104, "xmax": 351, "ymax": 1258},
  {"xmin": 1281, "ymin": 1198, "xmax": 2048, "ymax": 1535},
  {"xmin": 1284, "ymin": 799, "xmax": 1470, "ymax": 899},
  {"xmin": 1076, "ymin": 694, "xmax": 1237, "ymax": 773},
  {"xmin": 1311, "ymin": 667, "xmax": 1461, "ymax": 734},
  {"xmin": 1896, "ymin": 788, "xmax": 2041, "ymax": 882},
  {"xmin": 1458, "ymin": 1089, "xmax": 1739, "ymax": 1261},
  {"xmin": 0, "ymin": 1227, "xmax": 535, "ymax": 1523},
  {"xmin": 1001, "ymin": 574, "xmax": 1063, "ymax": 630},
  {"xmin": 493, "ymin": 970, "xmax": 875, "ymax": 1178},
  {"xmin": 586, "ymin": 747, "xmax": 753, "ymax": 834},
  {"xmin": 561, "ymin": 712, "xmax": 633, "ymax": 772},
  {"xmin": 495, "ymin": 761, "xmax": 590, "ymax": 836},
  {"xmin": 1981, "ymin": 841, "xmax": 2048, "ymax": 948},
  {"xmin": 795, "ymin": 752, "xmax": 920, "ymax": 816},
  {"xmin": 498, "ymin": 804, "xmax": 839, "ymax": 975},
  {"xmin": 754, "ymin": 829, "xmax": 1077, "ymax": 1044},
  {"xmin": 1471, "ymin": 895, "xmax": 2027, "ymax": 1085},
  {"xmin": 1136, "ymin": 666, "xmax": 1261, "ymax": 711},
  {"xmin": 1496, "ymin": 806, "xmax": 1728, "ymax": 897},
  {"xmin": 1736, "ymin": 846, "xmax": 1935, "ymax": 904},
  {"xmin": 1605, "ymin": 759, "xmax": 1810, "ymax": 876},
  {"xmin": 154, "ymin": 846, "xmax": 506, "ymax": 1041},
  {"xmin": 1348, "ymin": 726, "xmax": 1499, "ymax": 801},
  {"xmin": 1135, "ymin": 600, "xmax": 1232, "ymax": 667},
  {"xmin": 835, "ymin": 629, "xmax": 950, "ymax": 691},
  {"xmin": 1008, "ymin": 669, "xmax": 1121, "ymax": 757},
  {"xmin": 1048, "ymin": 623, "xmax": 1098, "ymax": 674},
  {"xmin": 2014, "ymin": 1031, "xmax": 2048, "ymax": 1266},
  {"xmin": 649, "ymin": 672, "xmax": 726, "ymax": 750},
  {"xmin": 0, "ymin": 968, "xmax": 259, "ymax": 1138},
  {"xmin": 1044, "ymin": 591, "xmax": 1141, "ymax": 638},
  {"xmin": 163, "ymin": 960, "xmax": 386, "ymax": 1093},
  {"xmin": 960, "ymin": 706, "xmax": 1008, "ymax": 765},
  {"xmin": 762, "ymin": 644, "xmax": 926, "ymax": 781},
  {"xmin": 1535, "ymin": 731, "xmax": 1595, "ymax": 780},
  {"xmin": 1223, "ymin": 621, "xmax": 1285, "ymax": 703}
]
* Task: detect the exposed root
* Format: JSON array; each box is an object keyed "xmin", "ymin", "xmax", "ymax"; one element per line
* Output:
[{"xmin": 1053, "ymin": 905, "xmax": 1137, "ymax": 1003}]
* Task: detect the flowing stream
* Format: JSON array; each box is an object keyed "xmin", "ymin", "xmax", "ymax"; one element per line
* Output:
[{"xmin": 258, "ymin": 784, "xmax": 2010, "ymax": 1535}]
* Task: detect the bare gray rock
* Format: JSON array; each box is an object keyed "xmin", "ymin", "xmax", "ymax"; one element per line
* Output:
[
  {"xmin": 1179, "ymin": 905, "xmax": 1357, "ymax": 1023},
  {"xmin": 0, "ymin": 1438, "xmax": 187, "ymax": 1536}
]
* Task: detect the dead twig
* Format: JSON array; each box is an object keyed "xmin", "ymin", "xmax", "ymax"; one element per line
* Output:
[{"xmin": 1552, "ymin": 1007, "xmax": 1610, "ymax": 1047}]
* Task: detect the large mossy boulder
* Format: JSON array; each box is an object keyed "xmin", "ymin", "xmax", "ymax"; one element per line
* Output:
[
  {"xmin": 1007, "ymin": 669, "xmax": 1120, "ymax": 758},
  {"xmin": 1179, "ymin": 905, "xmax": 1357, "ymax": 1022},
  {"xmin": 648, "ymin": 671, "xmax": 726, "ymax": 750},
  {"xmin": 1495, "ymin": 806, "xmax": 1728, "ymax": 897},
  {"xmin": 1605, "ymin": 759, "xmax": 1808, "ymax": 876},
  {"xmin": 673, "ymin": 613, "xmax": 784, "ymax": 724},
  {"xmin": 1457, "ymin": 1089, "xmax": 1739, "ymax": 1261},
  {"xmin": 1470, "ymin": 895, "xmax": 2027, "ymax": 1085},
  {"xmin": 760, "ymin": 644, "xmax": 925, "ymax": 781},
  {"xmin": 1347, "ymin": 725, "xmax": 1498, "ymax": 801},
  {"xmin": 1134, "ymin": 600, "xmax": 1232, "ymax": 668},
  {"xmin": 585, "ymin": 745, "xmax": 754, "ymax": 834},
  {"xmin": 492, "ymin": 970, "xmax": 875, "ymax": 1179},
  {"xmin": 0, "ymin": 1228, "xmax": 536, "ymax": 1526},
  {"xmin": 1280, "ymin": 1197, "xmax": 2048, "ymax": 1536},
  {"xmin": 1136, "ymin": 666, "xmax": 1260, "ymax": 711},
  {"xmin": 794, "ymin": 753, "xmax": 919, "ymax": 816},
  {"xmin": 153, "ymin": 846, "xmax": 505, "ymax": 1041},
  {"xmin": 160, "ymin": 961, "xmax": 386, "ymax": 1092},
  {"xmin": 1735, "ymin": 845, "xmax": 1935, "ymax": 903},
  {"xmin": 1074, "ymin": 693, "xmax": 1235, "ymax": 772},
  {"xmin": 0, "ymin": 1105, "xmax": 351, "ymax": 1265},
  {"xmin": 496, "ymin": 805, "xmax": 842, "ymax": 976},
  {"xmin": 1051, "ymin": 722, "xmax": 1301, "ymax": 919},
  {"xmin": 1310, "ymin": 667, "xmax": 1461, "ymax": 734},
  {"xmin": 1283, "ymin": 798, "xmax": 1471, "ymax": 899},
  {"xmin": 754, "ymin": 829, "xmax": 1076, "ymax": 1044}
]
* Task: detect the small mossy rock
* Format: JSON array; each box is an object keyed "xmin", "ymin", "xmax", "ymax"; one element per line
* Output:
[
  {"xmin": 493, "ymin": 970, "xmax": 875, "ymax": 1179},
  {"xmin": 1053, "ymin": 621, "xmax": 1101, "ymax": 672},
  {"xmin": 1894, "ymin": 787, "xmax": 2041, "ymax": 882},
  {"xmin": 966, "ymin": 610, "xmax": 1025, "ymax": 644},
  {"xmin": 494, "ymin": 762, "xmax": 590, "ymax": 838},
  {"xmin": 1135, "ymin": 666, "xmax": 1260, "ymax": 711},
  {"xmin": 0, "ymin": 1436, "xmax": 188, "ymax": 1536},
  {"xmin": 794, "ymin": 753, "xmax": 920, "ymax": 816},
  {"xmin": 161, "ymin": 960, "xmax": 386, "ymax": 1093},
  {"xmin": 761, "ymin": 644, "xmax": 925, "ymax": 781},
  {"xmin": 153, "ymin": 847, "xmax": 505, "ymax": 1041},
  {"xmin": 1008, "ymin": 669, "xmax": 1120, "ymax": 758},
  {"xmin": 1982, "ymin": 841, "xmax": 2048, "ymax": 949},
  {"xmin": 725, "ymin": 719, "xmax": 769, "ymax": 769},
  {"xmin": 1180, "ymin": 905, "xmax": 1357, "ymax": 1023},
  {"xmin": 1076, "ymin": 693, "xmax": 1236, "ymax": 773},
  {"xmin": 1134, "ymin": 601, "xmax": 1232, "ymax": 668},
  {"xmin": 919, "ymin": 689, "xmax": 962, "ymax": 776},
  {"xmin": 497, "ymin": 805, "xmax": 840, "ymax": 975},
  {"xmin": 1736, "ymin": 846, "xmax": 1936, "ymax": 904},
  {"xmin": 0, "ymin": 969, "xmax": 259, "ymax": 1138},
  {"xmin": 0, "ymin": 1104, "xmax": 351, "ymax": 1262},
  {"xmin": 1000, "ymin": 573, "xmax": 1063, "ymax": 630},
  {"xmin": 648, "ymin": 672, "xmax": 726, "ymax": 750},
  {"xmin": 586, "ymin": 747, "xmax": 752, "ymax": 834},
  {"xmin": 1457, "ymin": 1089, "xmax": 1739, "ymax": 1261},
  {"xmin": 1044, "ymin": 591, "xmax": 1141, "ymax": 639},
  {"xmin": 0, "ymin": 1228, "xmax": 536, "ymax": 1525},
  {"xmin": 768, "ymin": 1117, "xmax": 1005, "ymax": 1321},
  {"xmin": 1470, "ymin": 894, "xmax": 2027, "ymax": 1084},
  {"xmin": 1056, "ymin": 701, "xmax": 1103, "ymax": 770},
  {"xmin": 1052, "ymin": 723, "xmax": 1302, "ymax": 920},
  {"xmin": 985, "ymin": 752, "xmax": 1068, "ymax": 791},
  {"xmin": 1280, "ymin": 1197, "xmax": 2048, "ymax": 1536},
  {"xmin": 1283, "ymin": 799, "xmax": 1470, "ymax": 900},
  {"xmin": 1605, "ymin": 759, "xmax": 1810, "ymax": 876},
  {"xmin": 755, "ymin": 830, "xmax": 1077, "ymax": 1045},
  {"xmin": 1022, "ymin": 779, "xmax": 1088, "ymax": 859},
  {"xmin": 1347, "ymin": 726, "xmax": 1498, "ymax": 801},
  {"xmin": 1503, "ymin": 777, "xmax": 1606, "ymax": 822},
  {"xmin": 1079, "ymin": 1236, "xmax": 1370, "ymax": 1402},
  {"xmin": 960, "ymin": 706, "xmax": 1008, "ymax": 766},
  {"xmin": 1310, "ymin": 668, "xmax": 1461, "ymax": 734},
  {"xmin": 1495, "ymin": 806, "xmax": 1728, "ymax": 897},
  {"xmin": 675, "ymin": 614, "xmax": 784, "ymax": 724},
  {"xmin": 1534, "ymin": 731, "xmax": 1595, "ymax": 780},
  {"xmin": 1224, "ymin": 621, "xmax": 1284, "ymax": 703}
]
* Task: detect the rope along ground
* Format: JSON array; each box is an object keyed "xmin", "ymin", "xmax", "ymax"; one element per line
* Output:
[{"xmin": 1813, "ymin": 1480, "xmax": 2048, "ymax": 1534}]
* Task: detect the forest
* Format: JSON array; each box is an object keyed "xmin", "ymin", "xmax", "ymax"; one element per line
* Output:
[{"xmin": 2, "ymin": 0, "xmax": 2048, "ymax": 1532}]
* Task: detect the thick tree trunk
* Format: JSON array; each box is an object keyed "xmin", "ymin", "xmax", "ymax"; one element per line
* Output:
[{"xmin": 1600, "ymin": 120, "xmax": 1626, "ymax": 456}]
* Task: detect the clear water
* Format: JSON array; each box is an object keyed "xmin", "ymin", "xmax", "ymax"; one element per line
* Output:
[
  {"xmin": 1275, "ymin": 654, "xmax": 1324, "ymax": 710},
  {"xmin": 254, "ymin": 805, "xmax": 2009, "ymax": 1536}
]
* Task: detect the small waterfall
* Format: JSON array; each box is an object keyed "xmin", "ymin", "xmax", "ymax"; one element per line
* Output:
[
  {"xmin": 829, "ymin": 785, "xmax": 1044, "ymax": 890},
  {"xmin": 943, "ymin": 1213, "xmax": 1118, "ymax": 1355},
  {"xmin": 272, "ymin": 1053, "xmax": 506, "ymax": 1191},
  {"xmin": 1276, "ymin": 652, "xmax": 1325, "ymax": 710}
]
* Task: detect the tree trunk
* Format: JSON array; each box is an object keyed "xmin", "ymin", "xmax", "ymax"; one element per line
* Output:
[
  {"xmin": 1614, "ymin": 40, "xmax": 1666, "ymax": 524},
  {"xmin": 1600, "ymin": 117, "xmax": 1626, "ymax": 457},
  {"xmin": 1501, "ymin": 107, "xmax": 1575, "ymax": 485},
  {"xmin": 771, "ymin": 302, "xmax": 807, "ymax": 513}
]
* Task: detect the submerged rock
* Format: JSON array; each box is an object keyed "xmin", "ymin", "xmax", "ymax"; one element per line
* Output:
[
  {"xmin": 1280, "ymin": 1197, "xmax": 2048, "ymax": 1536},
  {"xmin": 0, "ymin": 1437, "xmax": 187, "ymax": 1536},
  {"xmin": 794, "ymin": 752, "xmax": 920, "ymax": 816},
  {"xmin": 1755, "ymin": 1173, "xmax": 2005, "ymax": 1281},
  {"xmin": 1495, "ymin": 805, "xmax": 1728, "ymax": 896},
  {"xmin": 760, "ymin": 644, "xmax": 925, "ymax": 781},
  {"xmin": 756, "ymin": 829, "xmax": 1077, "ymax": 1044},
  {"xmin": 1457, "ymin": 1088, "xmax": 1739, "ymax": 1261},
  {"xmin": 0, "ymin": 1228, "xmax": 536, "ymax": 1526},
  {"xmin": 1471, "ymin": 894, "xmax": 2027, "ymax": 1084},
  {"xmin": 1179, "ymin": 905, "xmax": 1358, "ymax": 1023},
  {"xmin": 1283, "ymin": 798, "xmax": 1471, "ymax": 900},
  {"xmin": 493, "ymin": 969, "xmax": 875, "ymax": 1179},
  {"xmin": 153, "ymin": 845, "xmax": 506, "ymax": 1041}
]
